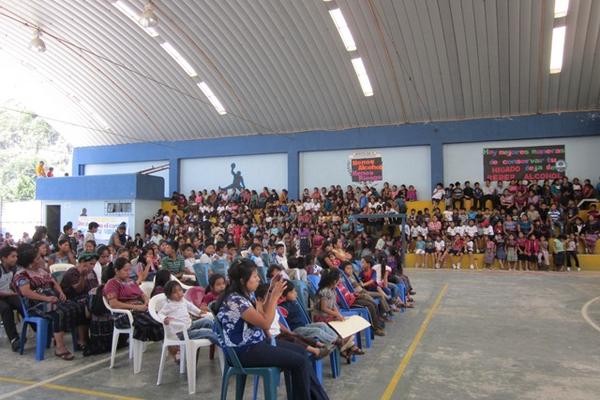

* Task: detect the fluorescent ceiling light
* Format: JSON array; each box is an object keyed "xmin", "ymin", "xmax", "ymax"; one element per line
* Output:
[
  {"xmin": 329, "ymin": 8, "xmax": 357, "ymax": 52},
  {"xmin": 160, "ymin": 42, "xmax": 197, "ymax": 77},
  {"xmin": 351, "ymin": 57, "xmax": 373, "ymax": 97},
  {"xmin": 197, "ymin": 82, "xmax": 227, "ymax": 115},
  {"xmin": 113, "ymin": 0, "xmax": 159, "ymax": 37},
  {"xmin": 554, "ymin": 0, "xmax": 569, "ymax": 18},
  {"xmin": 550, "ymin": 26, "xmax": 566, "ymax": 74}
]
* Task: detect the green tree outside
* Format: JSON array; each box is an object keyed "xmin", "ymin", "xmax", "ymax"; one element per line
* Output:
[{"xmin": 0, "ymin": 108, "xmax": 72, "ymax": 201}]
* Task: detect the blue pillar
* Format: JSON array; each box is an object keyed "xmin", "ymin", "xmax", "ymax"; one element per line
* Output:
[
  {"xmin": 169, "ymin": 158, "xmax": 179, "ymax": 196},
  {"xmin": 430, "ymin": 140, "xmax": 444, "ymax": 189},
  {"xmin": 288, "ymin": 151, "xmax": 299, "ymax": 200}
]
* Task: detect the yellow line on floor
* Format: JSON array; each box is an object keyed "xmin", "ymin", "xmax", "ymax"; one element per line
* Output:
[
  {"xmin": 0, "ymin": 347, "xmax": 133, "ymax": 400},
  {"xmin": 0, "ymin": 376, "xmax": 142, "ymax": 400},
  {"xmin": 380, "ymin": 283, "xmax": 448, "ymax": 400}
]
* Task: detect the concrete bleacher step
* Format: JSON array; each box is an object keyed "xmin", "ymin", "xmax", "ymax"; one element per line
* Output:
[{"xmin": 404, "ymin": 253, "xmax": 600, "ymax": 271}]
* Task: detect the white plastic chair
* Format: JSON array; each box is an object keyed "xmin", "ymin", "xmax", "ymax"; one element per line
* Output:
[
  {"xmin": 49, "ymin": 263, "xmax": 74, "ymax": 273},
  {"xmin": 148, "ymin": 294, "xmax": 217, "ymax": 395},
  {"xmin": 169, "ymin": 274, "xmax": 193, "ymax": 291},
  {"xmin": 139, "ymin": 281, "xmax": 154, "ymax": 299},
  {"xmin": 103, "ymin": 296, "xmax": 144, "ymax": 373},
  {"xmin": 49, "ymin": 263, "xmax": 74, "ymax": 282}
]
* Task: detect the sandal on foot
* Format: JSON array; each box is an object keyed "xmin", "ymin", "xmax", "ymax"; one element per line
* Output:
[{"xmin": 55, "ymin": 351, "xmax": 74, "ymax": 360}]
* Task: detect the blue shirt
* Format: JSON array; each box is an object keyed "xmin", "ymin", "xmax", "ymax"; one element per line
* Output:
[
  {"xmin": 217, "ymin": 293, "xmax": 265, "ymax": 349},
  {"xmin": 279, "ymin": 300, "xmax": 306, "ymax": 331}
]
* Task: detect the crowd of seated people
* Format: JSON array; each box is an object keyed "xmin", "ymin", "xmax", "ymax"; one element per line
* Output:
[
  {"xmin": 416, "ymin": 177, "xmax": 599, "ymax": 270},
  {"xmin": 0, "ymin": 175, "xmax": 598, "ymax": 398}
]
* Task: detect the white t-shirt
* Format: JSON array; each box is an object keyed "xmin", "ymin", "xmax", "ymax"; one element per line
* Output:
[
  {"xmin": 464, "ymin": 225, "xmax": 478, "ymax": 238},
  {"xmin": 434, "ymin": 240, "xmax": 445, "ymax": 251},
  {"xmin": 446, "ymin": 226, "xmax": 457, "ymax": 237}
]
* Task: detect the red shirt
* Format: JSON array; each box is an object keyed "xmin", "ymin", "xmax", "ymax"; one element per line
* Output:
[{"xmin": 336, "ymin": 281, "xmax": 356, "ymax": 307}]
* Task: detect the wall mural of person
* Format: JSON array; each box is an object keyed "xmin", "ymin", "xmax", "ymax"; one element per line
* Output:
[{"xmin": 219, "ymin": 162, "xmax": 246, "ymax": 192}]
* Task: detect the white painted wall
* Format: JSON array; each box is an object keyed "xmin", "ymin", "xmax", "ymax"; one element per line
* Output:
[
  {"xmin": 300, "ymin": 146, "xmax": 431, "ymax": 200},
  {"xmin": 133, "ymin": 199, "xmax": 162, "ymax": 239},
  {"xmin": 180, "ymin": 153, "xmax": 288, "ymax": 195},
  {"xmin": 40, "ymin": 199, "xmax": 160, "ymax": 244},
  {"xmin": 85, "ymin": 160, "xmax": 169, "ymax": 197},
  {"xmin": 443, "ymin": 136, "xmax": 600, "ymax": 184},
  {"xmin": 1, "ymin": 200, "xmax": 42, "ymax": 237}
]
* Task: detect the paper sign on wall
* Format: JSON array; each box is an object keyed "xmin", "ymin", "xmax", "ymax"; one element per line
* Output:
[
  {"xmin": 349, "ymin": 152, "xmax": 383, "ymax": 183},
  {"xmin": 483, "ymin": 145, "xmax": 566, "ymax": 181},
  {"xmin": 76, "ymin": 216, "xmax": 129, "ymax": 245}
]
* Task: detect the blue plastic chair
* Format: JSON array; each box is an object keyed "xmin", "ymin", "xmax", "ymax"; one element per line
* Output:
[
  {"xmin": 296, "ymin": 300, "xmax": 340, "ymax": 379},
  {"xmin": 257, "ymin": 266, "xmax": 268, "ymax": 283},
  {"xmin": 307, "ymin": 275, "xmax": 320, "ymax": 297},
  {"xmin": 214, "ymin": 319, "xmax": 292, "ymax": 400},
  {"xmin": 18, "ymin": 297, "xmax": 78, "ymax": 361},
  {"xmin": 290, "ymin": 280, "xmax": 309, "ymax": 311},
  {"xmin": 335, "ymin": 288, "xmax": 373, "ymax": 348},
  {"xmin": 193, "ymin": 263, "xmax": 211, "ymax": 287},
  {"xmin": 277, "ymin": 310, "xmax": 326, "ymax": 384},
  {"xmin": 212, "ymin": 259, "xmax": 230, "ymax": 277},
  {"xmin": 19, "ymin": 297, "xmax": 52, "ymax": 361}
]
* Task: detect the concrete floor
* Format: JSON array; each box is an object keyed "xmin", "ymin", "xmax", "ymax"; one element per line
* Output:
[{"xmin": 1, "ymin": 269, "xmax": 600, "ymax": 400}]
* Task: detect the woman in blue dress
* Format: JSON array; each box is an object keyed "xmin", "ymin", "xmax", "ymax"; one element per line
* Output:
[{"xmin": 215, "ymin": 259, "xmax": 329, "ymax": 400}]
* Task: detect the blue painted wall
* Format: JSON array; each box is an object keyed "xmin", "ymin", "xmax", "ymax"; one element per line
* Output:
[
  {"xmin": 36, "ymin": 174, "xmax": 164, "ymax": 201},
  {"xmin": 72, "ymin": 112, "xmax": 600, "ymax": 199}
]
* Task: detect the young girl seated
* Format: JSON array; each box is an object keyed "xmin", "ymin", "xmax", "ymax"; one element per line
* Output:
[
  {"xmin": 341, "ymin": 262, "xmax": 392, "ymax": 315},
  {"xmin": 201, "ymin": 273, "xmax": 226, "ymax": 309},
  {"xmin": 279, "ymin": 283, "xmax": 341, "ymax": 349},
  {"xmin": 158, "ymin": 281, "xmax": 219, "ymax": 346},
  {"xmin": 254, "ymin": 284, "xmax": 329, "ymax": 360},
  {"xmin": 313, "ymin": 269, "xmax": 364, "ymax": 362}
]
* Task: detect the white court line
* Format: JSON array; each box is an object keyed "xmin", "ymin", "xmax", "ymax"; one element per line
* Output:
[
  {"xmin": 0, "ymin": 347, "xmax": 132, "ymax": 399},
  {"xmin": 581, "ymin": 296, "xmax": 600, "ymax": 333}
]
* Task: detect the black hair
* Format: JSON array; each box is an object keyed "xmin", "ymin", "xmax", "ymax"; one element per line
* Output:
[
  {"xmin": 206, "ymin": 273, "xmax": 226, "ymax": 293},
  {"xmin": 164, "ymin": 280, "xmax": 182, "ymax": 299},
  {"xmin": 154, "ymin": 269, "xmax": 172, "ymax": 290},
  {"xmin": 113, "ymin": 257, "xmax": 130, "ymax": 271},
  {"xmin": 250, "ymin": 243, "xmax": 262, "ymax": 251},
  {"xmin": 275, "ymin": 243, "xmax": 285, "ymax": 249},
  {"xmin": 138, "ymin": 246, "xmax": 154, "ymax": 266},
  {"xmin": 88, "ymin": 222, "xmax": 99, "ymax": 230},
  {"xmin": 254, "ymin": 283, "xmax": 270, "ymax": 301},
  {"xmin": 97, "ymin": 245, "xmax": 109, "ymax": 256},
  {"xmin": 0, "ymin": 245, "xmax": 17, "ymax": 259},
  {"xmin": 165, "ymin": 241, "xmax": 178, "ymax": 251},
  {"xmin": 281, "ymin": 279, "xmax": 296, "ymax": 297},
  {"xmin": 267, "ymin": 264, "xmax": 283, "ymax": 278},
  {"xmin": 318, "ymin": 268, "xmax": 340, "ymax": 292},
  {"xmin": 362, "ymin": 255, "xmax": 374, "ymax": 267},
  {"xmin": 214, "ymin": 258, "xmax": 258, "ymax": 312},
  {"xmin": 58, "ymin": 238, "xmax": 70, "ymax": 246},
  {"xmin": 216, "ymin": 241, "xmax": 226, "ymax": 251},
  {"xmin": 85, "ymin": 240, "xmax": 97, "ymax": 247},
  {"xmin": 31, "ymin": 226, "xmax": 48, "ymax": 242},
  {"xmin": 17, "ymin": 243, "xmax": 37, "ymax": 268},
  {"xmin": 340, "ymin": 260, "xmax": 353, "ymax": 271}
]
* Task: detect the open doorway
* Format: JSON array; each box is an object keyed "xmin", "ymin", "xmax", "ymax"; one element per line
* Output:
[{"xmin": 46, "ymin": 205, "xmax": 60, "ymax": 247}]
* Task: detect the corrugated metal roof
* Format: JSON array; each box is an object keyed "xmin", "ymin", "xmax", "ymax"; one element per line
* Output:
[{"xmin": 0, "ymin": 0, "xmax": 598, "ymax": 147}]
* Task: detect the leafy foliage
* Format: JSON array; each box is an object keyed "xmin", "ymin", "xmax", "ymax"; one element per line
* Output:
[{"xmin": 0, "ymin": 108, "xmax": 72, "ymax": 201}]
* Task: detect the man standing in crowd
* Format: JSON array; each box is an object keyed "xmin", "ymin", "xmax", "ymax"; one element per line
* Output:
[{"xmin": 0, "ymin": 246, "xmax": 23, "ymax": 351}]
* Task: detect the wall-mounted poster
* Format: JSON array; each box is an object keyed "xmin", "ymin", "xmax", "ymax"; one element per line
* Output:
[
  {"xmin": 348, "ymin": 152, "xmax": 383, "ymax": 183},
  {"xmin": 76, "ymin": 216, "xmax": 129, "ymax": 245},
  {"xmin": 483, "ymin": 145, "xmax": 565, "ymax": 181}
]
